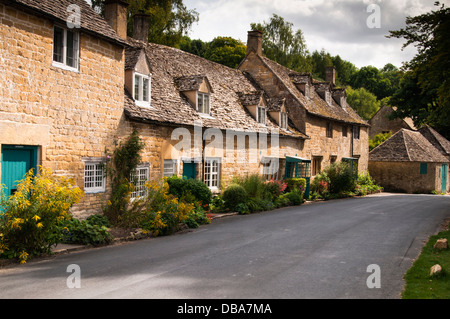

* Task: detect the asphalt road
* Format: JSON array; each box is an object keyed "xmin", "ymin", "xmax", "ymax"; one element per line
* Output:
[{"xmin": 0, "ymin": 193, "xmax": 449, "ymax": 299}]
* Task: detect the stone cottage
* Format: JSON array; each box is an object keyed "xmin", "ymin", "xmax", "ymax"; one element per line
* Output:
[
  {"xmin": 0, "ymin": 0, "xmax": 127, "ymax": 217},
  {"xmin": 369, "ymin": 128, "xmax": 449, "ymax": 194}
]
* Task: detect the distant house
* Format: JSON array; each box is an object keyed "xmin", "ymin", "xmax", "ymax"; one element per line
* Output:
[
  {"xmin": 369, "ymin": 128, "xmax": 449, "ymax": 194},
  {"xmin": 368, "ymin": 105, "xmax": 416, "ymax": 139}
]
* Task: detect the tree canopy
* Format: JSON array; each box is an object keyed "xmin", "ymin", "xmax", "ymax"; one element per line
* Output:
[{"xmin": 388, "ymin": 2, "xmax": 450, "ymax": 138}]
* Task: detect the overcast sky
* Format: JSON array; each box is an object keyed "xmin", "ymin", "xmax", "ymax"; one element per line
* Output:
[{"xmin": 183, "ymin": 0, "xmax": 442, "ymax": 69}]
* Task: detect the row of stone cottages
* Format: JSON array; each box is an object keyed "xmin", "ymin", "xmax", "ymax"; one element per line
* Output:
[{"xmin": 0, "ymin": 0, "xmax": 369, "ymax": 218}]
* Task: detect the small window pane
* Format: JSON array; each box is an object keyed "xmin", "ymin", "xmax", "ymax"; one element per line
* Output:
[
  {"xmin": 134, "ymin": 75, "xmax": 140, "ymax": 100},
  {"xmin": 143, "ymin": 78, "xmax": 149, "ymax": 102},
  {"xmin": 66, "ymin": 30, "xmax": 77, "ymax": 67},
  {"xmin": 53, "ymin": 27, "xmax": 64, "ymax": 63}
]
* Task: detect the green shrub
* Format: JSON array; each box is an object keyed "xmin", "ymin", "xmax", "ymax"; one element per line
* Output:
[
  {"xmin": 86, "ymin": 214, "xmax": 110, "ymax": 228},
  {"xmin": 355, "ymin": 172, "xmax": 383, "ymax": 196},
  {"xmin": 232, "ymin": 174, "xmax": 266, "ymax": 199},
  {"xmin": 60, "ymin": 219, "xmax": 111, "ymax": 246},
  {"xmin": 185, "ymin": 209, "xmax": 211, "ymax": 229},
  {"xmin": 166, "ymin": 176, "xmax": 212, "ymax": 206},
  {"xmin": 223, "ymin": 184, "xmax": 248, "ymax": 213},
  {"xmin": 325, "ymin": 162, "xmax": 356, "ymax": 195},
  {"xmin": 285, "ymin": 178, "xmax": 306, "ymax": 192},
  {"xmin": 285, "ymin": 189, "xmax": 303, "ymax": 205}
]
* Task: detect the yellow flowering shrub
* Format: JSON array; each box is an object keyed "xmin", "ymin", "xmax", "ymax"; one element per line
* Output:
[
  {"xmin": 138, "ymin": 179, "xmax": 194, "ymax": 237},
  {"xmin": 0, "ymin": 167, "xmax": 83, "ymax": 263}
]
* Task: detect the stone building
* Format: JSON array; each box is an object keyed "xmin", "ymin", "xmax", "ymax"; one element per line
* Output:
[
  {"xmin": 369, "ymin": 128, "xmax": 449, "ymax": 194},
  {"xmin": 1, "ymin": 1, "xmax": 370, "ymax": 217},
  {"xmin": 0, "ymin": 0, "xmax": 127, "ymax": 217},
  {"xmin": 239, "ymin": 31, "xmax": 369, "ymax": 175},
  {"xmin": 368, "ymin": 105, "xmax": 416, "ymax": 139}
]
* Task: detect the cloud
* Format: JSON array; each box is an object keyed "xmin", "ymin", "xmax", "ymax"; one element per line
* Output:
[{"xmin": 185, "ymin": 0, "xmax": 438, "ymax": 68}]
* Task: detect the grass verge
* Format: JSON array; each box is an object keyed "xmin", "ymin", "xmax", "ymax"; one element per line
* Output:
[{"xmin": 402, "ymin": 222, "xmax": 450, "ymax": 299}]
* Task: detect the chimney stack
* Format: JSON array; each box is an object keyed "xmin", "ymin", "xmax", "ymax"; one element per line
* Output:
[
  {"xmin": 325, "ymin": 66, "xmax": 336, "ymax": 86},
  {"xmin": 133, "ymin": 11, "xmax": 150, "ymax": 41},
  {"xmin": 104, "ymin": 0, "xmax": 129, "ymax": 40},
  {"xmin": 247, "ymin": 30, "xmax": 263, "ymax": 56}
]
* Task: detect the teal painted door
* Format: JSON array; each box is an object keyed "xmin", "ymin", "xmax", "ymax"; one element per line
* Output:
[
  {"xmin": 1, "ymin": 146, "xmax": 38, "ymax": 197},
  {"xmin": 183, "ymin": 162, "xmax": 197, "ymax": 180},
  {"xmin": 442, "ymin": 164, "xmax": 448, "ymax": 193}
]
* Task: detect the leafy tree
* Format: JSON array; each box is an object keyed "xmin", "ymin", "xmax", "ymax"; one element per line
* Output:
[
  {"xmin": 388, "ymin": 2, "xmax": 450, "ymax": 138},
  {"xmin": 350, "ymin": 66, "xmax": 394, "ymax": 100},
  {"xmin": 203, "ymin": 37, "xmax": 247, "ymax": 68},
  {"xmin": 91, "ymin": 0, "xmax": 199, "ymax": 48},
  {"xmin": 346, "ymin": 86, "xmax": 380, "ymax": 120},
  {"xmin": 251, "ymin": 14, "xmax": 312, "ymax": 73},
  {"xmin": 369, "ymin": 132, "xmax": 392, "ymax": 151}
]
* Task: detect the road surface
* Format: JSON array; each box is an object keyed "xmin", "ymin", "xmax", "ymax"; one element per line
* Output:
[{"xmin": 0, "ymin": 193, "xmax": 449, "ymax": 299}]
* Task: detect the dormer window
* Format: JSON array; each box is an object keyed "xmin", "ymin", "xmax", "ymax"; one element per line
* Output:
[
  {"xmin": 134, "ymin": 72, "xmax": 151, "ymax": 107},
  {"xmin": 197, "ymin": 92, "xmax": 210, "ymax": 114},
  {"xmin": 280, "ymin": 112, "xmax": 288, "ymax": 129},
  {"xmin": 257, "ymin": 106, "xmax": 266, "ymax": 124}
]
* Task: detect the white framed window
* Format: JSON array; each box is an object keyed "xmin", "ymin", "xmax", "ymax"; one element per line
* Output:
[
  {"xmin": 134, "ymin": 72, "xmax": 152, "ymax": 107},
  {"xmin": 164, "ymin": 159, "xmax": 178, "ymax": 177},
  {"xmin": 130, "ymin": 165, "xmax": 149, "ymax": 199},
  {"xmin": 257, "ymin": 106, "xmax": 266, "ymax": 124},
  {"xmin": 197, "ymin": 92, "xmax": 210, "ymax": 114},
  {"xmin": 84, "ymin": 162, "xmax": 106, "ymax": 193},
  {"xmin": 53, "ymin": 26, "xmax": 79, "ymax": 71},
  {"xmin": 280, "ymin": 112, "xmax": 288, "ymax": 129},
  {"xmin": 204, "ymin": 158, "xmax": 220, "ymax": 190}
]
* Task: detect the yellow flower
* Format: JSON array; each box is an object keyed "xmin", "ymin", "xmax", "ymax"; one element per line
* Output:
[
  {"xmin": 19, "ymin": 251, "xmax": 29, "ymax": 264},
  {"xmin": 32, "ymin": 215, "xmax": 41, "ymax": 221},
  {"xmin": 36, "ymin": 223, "xmax": 43, "ymax": 228}
]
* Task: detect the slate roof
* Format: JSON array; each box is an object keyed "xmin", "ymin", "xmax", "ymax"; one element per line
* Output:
[
  {"xmin": 124, "ymin": 38, "xmax": 307, "ymax": 139},
  {"xmin": 369, "ymin": 129, "xmax": 449, "ymax": 163},
  {"xmin": 252, "ymin": 55, "xmax": 368, "ymax": 126},
  {"xmin": 418, "ymin": 125, "xmax": 450, "ymax": 157},
  {"xmin": 4, "ymin": 0, "xmax": 126, "ymax": 46}
]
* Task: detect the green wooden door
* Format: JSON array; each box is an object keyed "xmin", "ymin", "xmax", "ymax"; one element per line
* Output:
[
  {"xmin": 182, "ymin": 162, "xmax": 197, "ymax": 180},
  {"xmin": 1, "ymin": 146, "xmax": 38, "ymax": 197},
  {"xmin": 442, "ymin": 164, "xmax": 448, "ymax": 193}
]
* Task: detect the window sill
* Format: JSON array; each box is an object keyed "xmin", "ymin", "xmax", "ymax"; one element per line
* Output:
[
  {"xmin": 135, "ymin": 101, "xmax": 153, "ymax": 109},
  {"xmin": 52, "ymin": 61, "xmax": 79, "ymax": 73},
  {"xmin": 84, "ymin": 189, "xmax": 106, "ymax": 194},
  {"xmin": 199, "ymin": 113, "xmax": 215, "ymax": 120}
]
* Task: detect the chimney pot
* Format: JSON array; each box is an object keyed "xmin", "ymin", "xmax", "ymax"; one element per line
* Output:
[
  {"xmin": 325, "ymin": 66, "xmax": 336, "ymax": 86},
  {"xmin": 247, "ymin": 30, "xmax": 263, "ymax": 56},
  {"xmin": 104, "ymin": 0, "xmax": 129, "ymax": 40},
  {"xmin": 133, "ymin": 12, "xmax": 150, "ymax": 41}
]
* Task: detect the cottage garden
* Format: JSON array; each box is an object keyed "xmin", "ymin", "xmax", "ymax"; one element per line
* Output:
[{"xmin": 0, "ymin": 133, "xmax": 381, "ymax": 264}]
